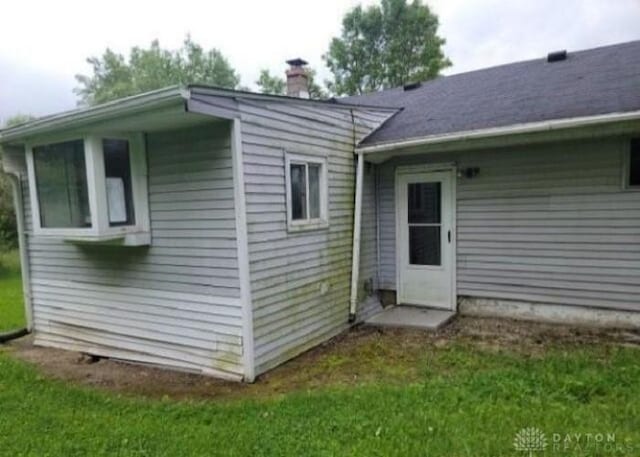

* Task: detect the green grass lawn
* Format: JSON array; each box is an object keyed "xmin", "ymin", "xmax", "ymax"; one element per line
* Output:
[
  {"xmin": 1, "ymin": 340, "xmax": 639, "ymax": 455},
  {"xmin": 0, "ymin": 253, "xmax": 638, "ymax": 455},
  {"xmin": 0, "ymin": 249, "xmax": 24, "ymax": 331}
]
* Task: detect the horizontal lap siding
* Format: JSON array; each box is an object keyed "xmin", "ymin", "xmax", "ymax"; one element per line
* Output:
[
  {"xmin": 24, "ymin": 123, "xmax": 244, "ymax": 378},
  {"xmin": 378, "ymin": 138, "xmax": 640, "ymax": 312},
  {"xmin": 239, "ymin": 101, "xmax": 392, "ymax": 375}
]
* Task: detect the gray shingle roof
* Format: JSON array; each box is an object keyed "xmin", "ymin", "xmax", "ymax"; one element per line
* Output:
[{"xmin": 339, "ymin": 40, "xmax": 640, "ymax": 146}]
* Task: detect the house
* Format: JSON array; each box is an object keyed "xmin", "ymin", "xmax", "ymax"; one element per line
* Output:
[{"xmin": 1, "ymin": 41, "xmax": 639, "ymax": 381}]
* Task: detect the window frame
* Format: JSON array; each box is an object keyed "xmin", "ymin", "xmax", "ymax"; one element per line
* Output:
[
  {"xmin": 284, "ymin": 151, "xmax": 329, "ymax": 232},
  {"xmin": 25, "ymin": 133, "xmax": 150, "ymax": 243},
  {"xmin": 623, "ymin": 138, "xmax": 640, "ymax": 190}
]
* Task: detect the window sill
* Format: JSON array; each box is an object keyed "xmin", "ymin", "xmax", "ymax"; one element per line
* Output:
[
  {"xmin": 61, "ymin": 232, "xmax": 151, "ymax": 247},
  {"xmin": 287, "ymin": 220, "xmax": 329, "ymax": 233}
]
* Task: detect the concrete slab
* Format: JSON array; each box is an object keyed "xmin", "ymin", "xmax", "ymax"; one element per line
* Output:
[{"xmin": 365, "ymin": 306, "xmax": 455, "ymax": 330}]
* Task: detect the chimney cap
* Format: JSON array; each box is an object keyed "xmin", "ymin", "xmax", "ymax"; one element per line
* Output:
[{"xmin": 286, "ymin": 58, "xmax": 308, "ymax": 67}]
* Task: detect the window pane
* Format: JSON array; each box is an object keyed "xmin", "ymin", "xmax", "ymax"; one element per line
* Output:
[
  {"xmin": 33, "ymin": 140, "xmax": 91, "ymax": 228},
  {"xmin": 409, "ymin": 226, "xmax": 441, "ymax": 265},
  {"xmin": 630, "ymin": 139, "xmax": 640, "ymax": 187},
  {"xmin": 103, "ymin": 139, "xmax": 135, "ymax": 226},
  {"xmin": 308, "ymin": 164, "xmax": 321, "ymax": 219},
  {"xmin": 408, "ymin": 182, "xmax": 440, "ymax": 223},
  {"xmin": 290, "ymin": 164, "xmax": 307, "ymax": 220}
]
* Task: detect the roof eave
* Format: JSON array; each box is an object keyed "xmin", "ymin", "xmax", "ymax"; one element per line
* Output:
[
  {"xmin": 356, "ymin": 110, "xmax": 640, "ymax": 155},
  {"xmin": 0, "ymin": 86, "xmax": 190, "ymax": 144}
]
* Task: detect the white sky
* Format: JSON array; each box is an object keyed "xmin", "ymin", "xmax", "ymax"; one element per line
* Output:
[{"xmin": 1, "ymin": 0, "xmax": 639, "ymax": 122}]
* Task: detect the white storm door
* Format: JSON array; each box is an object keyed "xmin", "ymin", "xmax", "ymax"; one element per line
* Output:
[{"xmin": 396, "ymin": 170, "xmax": 455, "ymax": 309}]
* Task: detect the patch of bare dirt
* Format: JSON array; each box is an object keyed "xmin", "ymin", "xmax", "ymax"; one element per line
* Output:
[{"xmin": 5, "ymin": 316, "xmax": 639, "ymax": 401}]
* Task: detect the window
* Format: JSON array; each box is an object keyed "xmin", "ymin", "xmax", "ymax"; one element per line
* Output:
[
  {"xmin": 285, "ymin": 152, "xmax": 328, "ymax": 230},
  {"xmin": 103, "ymin": 139, "xmax": 135, "ymax": 226},
  {"xmin": 26, "ymin": 134, "xmax": 149, "ymax": 245},
  {"xmin": 629, "ymin": 138, "xmax": 640, "ymax": 188},
  {"xmin": 32, "ymin": 140, "xmax": 91, "ymax": 228}
]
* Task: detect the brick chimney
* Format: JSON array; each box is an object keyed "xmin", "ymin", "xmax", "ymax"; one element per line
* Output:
[{"xmin": 285, "ymin": 58, "xmax": 310, "ymax": 98}]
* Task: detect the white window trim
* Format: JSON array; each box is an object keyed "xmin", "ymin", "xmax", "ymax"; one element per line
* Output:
[
  {"xmin": 284, "ymin": 151, "xmax": 329, "ymax": 232},
  {"xmin": 25, "ymin": 133, "xmax": 150, "ymax": 245},
  {"xmin": 623, "ymin": 138, "xmax": 640, "ymax": 191}
]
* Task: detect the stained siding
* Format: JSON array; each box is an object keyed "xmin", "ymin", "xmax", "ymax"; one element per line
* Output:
[
  {"xmin": 376, "ymin": 137, "xmax": 640, "ymax": 312},
  {"xmin": 23, "ymin": 123, "xmax": 245, "ymax": 378},
  {"xmin": 236, "ymin": 100, "xmax": 393, "ymax": 375}
]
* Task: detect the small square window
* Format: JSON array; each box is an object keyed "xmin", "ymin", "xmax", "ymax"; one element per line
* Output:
[
  {"xmin": 629, "ymin": 138, "xmax": 640, "ymax": 187},
  {"xmin": 286, "ymin": 153, "xmax": 328, "ymax": 230}
]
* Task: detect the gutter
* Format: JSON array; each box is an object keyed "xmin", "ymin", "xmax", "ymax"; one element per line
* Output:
[
  {"xmin": 0, "ymin": 86, "xmax": 190, "ymax": 144},
  {"xmin": 356, "ymin": 110, "xmax": 640, "ymax": 154},
  {"xmin": 5, "ymin": 171, "xmax": 33, "ymax": 332}
]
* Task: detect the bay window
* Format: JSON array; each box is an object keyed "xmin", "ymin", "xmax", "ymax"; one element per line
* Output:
[{"xmin": 26, "ymin": 134, "xmax": 149, "ymax": 245}]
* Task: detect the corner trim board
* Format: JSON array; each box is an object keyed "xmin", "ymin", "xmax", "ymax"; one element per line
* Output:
[{"xmin": 230, "ymin": 118, "xmax": 256, "ymax": 382}]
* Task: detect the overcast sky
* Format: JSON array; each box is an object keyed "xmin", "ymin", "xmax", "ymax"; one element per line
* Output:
[{"xmin": 1, "ymin": 0, "xmax": 639, "ymax": 123}]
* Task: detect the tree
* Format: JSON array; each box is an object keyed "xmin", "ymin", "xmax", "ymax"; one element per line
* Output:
[
  {"xmin": 255, "ymin": 68, "xmax": 328, "ymax": 99},
  {"xmin": 324, "ymin": 0, "xmax": 451, "ymax": 96},
  {"xmin": 75, "ymin": 36, "xmax": 240, "ymax": 105},
  {"xmin": 0, "ymin": 114, "xmax": 33, "ymax": 248},
  {"xmin": 3, "ymin": 114, "xmax": 36, "ymax": 127},
  {"xmin": 256, "ymin": 69, "xmax": 287, "ymax": 95},
  {"xmin": 0, "ymin": 168, "xmax": 16, "ymax": 248}
]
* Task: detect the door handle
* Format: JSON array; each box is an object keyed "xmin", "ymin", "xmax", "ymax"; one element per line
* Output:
[{"xmin": 448, "ymin": 230, "xmax": 451, "ymax": 243}]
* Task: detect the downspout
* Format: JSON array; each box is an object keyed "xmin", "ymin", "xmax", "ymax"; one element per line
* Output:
[
  {"xmin": 374, "ymin": 164, "xmax": 381, "ymax": 290},
  {"xmin": 348, "ymin": 151, "xmax": 364, "ymax": 322},
  {"xmin": 6, "ymin": 172, "xmax": 33, "ymax": 331}
]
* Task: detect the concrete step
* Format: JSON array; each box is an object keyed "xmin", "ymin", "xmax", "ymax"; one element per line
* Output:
[{"xmin": 365, "ymin": 306, "xmax": 455, "ymax": 330}]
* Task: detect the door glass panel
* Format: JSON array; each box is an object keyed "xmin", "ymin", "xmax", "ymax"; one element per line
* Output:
[
  {"xmin": 408, "ymin": 182, "xmax": 440, "ymax": 223},
  {"xmin": 407, "ymin": 181, "xmax": 442, "ymax": 266},
  {"xmin": 409, "ymin": 226, "xmax": 441, "ymax": 265}
]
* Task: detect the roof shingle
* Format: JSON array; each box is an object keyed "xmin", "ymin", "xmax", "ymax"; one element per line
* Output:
[{"xmin": 339, "ymin": 40, "xmax": 640, "ymax": 145}]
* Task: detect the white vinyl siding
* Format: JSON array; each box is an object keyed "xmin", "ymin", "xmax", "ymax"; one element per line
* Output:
[
  {"xmin": 22, "ymin": 123, "xmax": 245, "ymax": 379},
  {"xmin": 376, "ymin": 137, "xmax": 640, "ymax": 312}
]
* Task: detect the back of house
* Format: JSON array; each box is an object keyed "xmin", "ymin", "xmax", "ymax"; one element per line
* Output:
[
  {"xmin": 2, "ymin": 40, "xmax": 640, "ymax": 381},
  {"xmin": 0, "ymin": 83, "xmax": 395, "ymax": 381},
  {"xmin": 343, "ymin": 40, "xmax": 640, "ymax": 328}
]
